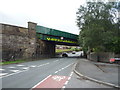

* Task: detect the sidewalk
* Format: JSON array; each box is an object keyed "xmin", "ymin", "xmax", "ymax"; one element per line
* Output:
[{"xmin": 74, "ymin": 59, "xmax": 119, "ymax": 88}]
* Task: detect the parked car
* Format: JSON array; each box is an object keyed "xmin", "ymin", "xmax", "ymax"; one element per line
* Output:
[
  {"xmin": 62, "ymin": 52, "xmax": 68, "ymax": 57},
  {"xmin": 72, "ymin": 51, "xmax": 76, "ymax": 54},
  {"xmin": 109, "ymin": 58, "xmax": 120, "ymax": 64}
]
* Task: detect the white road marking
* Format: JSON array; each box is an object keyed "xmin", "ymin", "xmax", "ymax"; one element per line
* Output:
[
  {"xmin": 17, "ymin": 65, "xmax": 25, "ymax": 66},
  {"xmin": 0, "ymin": 69, "xmax": 29, "ymax": 79},
  {"xmin": 54, "ymin": 63, "xmax": 74, "ymax": 74},
  {"xmin": 58, "ymin": 69, "xmax": 62, "ymax": 72},
  {"xmin": 0, "ymin": 68, "xmax": 5, "ymax": 71},
  {"xmin": 32, "ymin": 75, "xmax": 52, "ymax": 88},
  {"xmin": 8, "ymin": 67, "xmax": 16, "ymax": 68},
  {"xmin": 22, "ymin": 67, "xmax": 29, "ymax": 70},
  {"xmin": 69, "ymin": 72, "xmax": 73, "ymax": 77},
  {"xmin": 62, "ymin": 86, "xmax": 66, "ymax": 88},
  {"xmin": 62, "ymin": 71, "xmax": 74, "ymax": 88},
  {"xmin": 0, "ymin": 73, "xmax": 8, "ymax": 77},
  {"xmin": 37, "ymin": 65, "xmax": 43, "ymax": 67},
  {"xmin": 53, "ymin": 60, "xmax": 59, "ymax": 62},
  {"xmin": 37, "ymin": 63, "xmax": 50, "ymax": 67},
  {"xmin": 55, "ymin": 71, "xmax": 58, "ymax": 74},
  {"xmin": 64, "ymin": 81, "xmax": 68, "ymax": 85},
  {"xmin": 64, "ymin": 63, "xmax": 73, "ymax": 68},
  {"xmin": 10, "ymin": 70, "xmax": 20, "ymax": 72},
  {"xmin": 30, "ymin": 65, "xmax": 36, "ymax": 67},
  {"xmin": 68, "ymin": 77, "xmax": 71, "ymax": 80},
  {"xmin": 52, "ymin": 76, "xmax": 66, "ymax": 82}
]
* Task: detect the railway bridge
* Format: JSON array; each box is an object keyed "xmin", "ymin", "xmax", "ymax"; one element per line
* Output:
[{"xmin": 1, "ymin": 22, "xmax": 79, "ymax": 61}]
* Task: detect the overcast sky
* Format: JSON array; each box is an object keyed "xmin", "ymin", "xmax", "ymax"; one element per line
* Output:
[{"xmin": 0, "ymin": 0, "xmax": 87, "ymax": 35}]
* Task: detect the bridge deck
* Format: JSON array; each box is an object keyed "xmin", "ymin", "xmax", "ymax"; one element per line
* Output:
[{"xmin": 36, "ymin": 25, "xmax": 79, "ymax": 46}]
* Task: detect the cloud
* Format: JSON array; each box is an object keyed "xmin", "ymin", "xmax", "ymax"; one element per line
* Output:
[{"xmin": 0, "ymin": 0, "xmax": 86, "ymax": 34}]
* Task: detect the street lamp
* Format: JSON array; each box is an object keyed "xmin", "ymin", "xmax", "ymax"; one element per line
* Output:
[{"xmin": 61, "ymin": 37, "xmax": 64, "ymax": 40}]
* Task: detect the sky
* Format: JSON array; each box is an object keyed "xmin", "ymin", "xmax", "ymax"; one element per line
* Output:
[{"xmin": 0, "ymin": 0, "xmax": 87, "ymax": 35}]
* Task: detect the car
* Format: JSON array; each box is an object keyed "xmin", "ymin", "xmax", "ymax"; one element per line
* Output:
[
  {"xmin": 72, "ymin": 51, "xmax": 76, "ymax": 54},
  {"xmin": 109, "ymin": 58, "xmax": 120, "ymax": 64},
  {"xmin": 62, "ymin": 52, "xmax": 68, "ymax": 57}
]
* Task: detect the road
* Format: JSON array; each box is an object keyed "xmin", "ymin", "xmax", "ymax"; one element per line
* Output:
[{"xmin": 0, "ymin": 51, "xmax": 113, "ymax": 89}]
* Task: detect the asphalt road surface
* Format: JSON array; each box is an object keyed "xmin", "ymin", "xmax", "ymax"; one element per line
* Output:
[{"xmin": 0, "ymin": 51, "xmax": 114, "ymax": 89}]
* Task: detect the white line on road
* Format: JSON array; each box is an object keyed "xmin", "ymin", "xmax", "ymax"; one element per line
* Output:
[
  {"xmin": 55, "ymin": 71, "xmax": 58, "ymax": 74},
  {"xmin": 30, "ymin": 65, "xmax": 36, "ymax": 67},
  {"xmin": 17, "ymin": 65, "xmax": 25, "ymax": 66},
  {"xmin": 62, "ymin": 86, "xmax": 66, "ymax": 88},
  {"xmin": 8, "ymin": 67, "xmax": 16, "ymax": 68},
  {"xmin": 10, "ymin": 70, "xmax": 20, "ymax": 72},
  {"xmin": 69, "ymin": 72, "xmax": 73, "ymax": 77},
  {"xmin": 58, "ymin": 69, "xmax": 62, "ymax": 72},
  {"xmin": 0, "ymin": 63, "xmax": 50, "ymax": 78},
  {"xmin": 0, "ymin": 69, "xmax": 28, "ymax": 79},
  {"xmin": 0, "ymin": 68, "xmax": 5, "ymax": 71},
  {"xmin": 54, "ymin": 63, "xmax": 74, "ymax": 74},
  {"xmin": 53, "ymin": 60, "xmax": 59, "ymax": 62},
  {"xmin": 64, "ymin": 81, "xmax": 69, "ymax": 85},
  {"xmin": 68, "ymin": 77, "xmax": 71, "ymax": 80},
  {"xmin": 22, "ymin": 67, "xmax": 29, "ymax": 70},
  {"xmin": 0, "ymin": 73, "xmax": 8, "ymax": 77},
  {"xmin": 62, "ymin": 71, "xmax": 74, "ymax": 88},
  {"xmin": 37, "ymin": 63, "xmax": 50, "ymax": 67},
  {"xmin": 32, "ymin": 75, "xmax": 52, "ymax": 88}
]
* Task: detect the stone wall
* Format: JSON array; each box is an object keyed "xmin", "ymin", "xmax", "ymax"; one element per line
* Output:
[
  {"xmin": 0, "ymin": 22, "xmax": 55, "ymax": 61},
  {"xmin": 87, "ymin": 52, "xmax": 115, "ymax": 63},
  {"xmin": 36, "ymin": 39, "xmax": 55, "ymax": 58},
  {"xmin": 1, "ymin": 23, "xmax": 30, "ymax": 61}
]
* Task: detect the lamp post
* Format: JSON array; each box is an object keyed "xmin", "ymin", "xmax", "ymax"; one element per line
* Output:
[{"xmin": 61, "ymin": 37, "xmax": 64, "ymax": 40}]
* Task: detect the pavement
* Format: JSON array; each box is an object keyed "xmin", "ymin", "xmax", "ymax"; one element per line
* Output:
[{"xmin": 74, "ymin": 58, "xmax": 120, "ymax": 89}]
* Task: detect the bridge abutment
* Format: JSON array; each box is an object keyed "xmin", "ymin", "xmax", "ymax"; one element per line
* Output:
[
  {"xmin": 28, "ymin": 22, "xmax": 55, "ymax": 59},
  {"xmin": 1, "ymin": 22, "xmax": 55, "ymax": 61},
  {"xmin": 36, "ymin": 39, "xmax": 55, "ymax": 58}
]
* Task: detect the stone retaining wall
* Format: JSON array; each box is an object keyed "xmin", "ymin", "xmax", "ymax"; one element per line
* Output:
[
  {"xmin": 87, "ymin": 52, "xmax": 115, "ymax": 62},
  {"xmin": 0, "ymin": 22, "xmax": 55, "ymax": 61}
]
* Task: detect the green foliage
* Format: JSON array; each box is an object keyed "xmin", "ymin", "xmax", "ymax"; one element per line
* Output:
[
  {"xmin": 56, "ymin": 49, "xmax": 73, "ymax": 53},
  {"xmin": 76, "ymin": 1, "xmax": 119, "ymax": 54}
]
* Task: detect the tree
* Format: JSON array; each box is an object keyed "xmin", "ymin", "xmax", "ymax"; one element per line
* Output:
[{"xmin": 76, "ymin": 1, "xmax": 120, "ymax": 54}]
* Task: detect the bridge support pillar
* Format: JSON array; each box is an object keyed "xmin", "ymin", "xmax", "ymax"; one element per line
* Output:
[
  {"xmin": 36, "ymin": 40, "xmax": 55, "ymax": 58},
  {"xmin": 27, "ymin": 22, "xmax": 55, "ymax": 59},
  {"xmin": 23, "ymin": 22, "xmax": 37, "ymax": 59}
]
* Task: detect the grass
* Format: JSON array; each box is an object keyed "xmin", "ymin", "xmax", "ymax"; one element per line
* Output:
[
  {"xmin": 56, "ymin": 49, "xmax": 73, "ymax": 53},
  {"xmin": 0, "ymin": 49, "xmax": 79, "ymax": 65},
  {"xmin": 0, "ymin": 59, "xmax": 26, "ymax": 65}
]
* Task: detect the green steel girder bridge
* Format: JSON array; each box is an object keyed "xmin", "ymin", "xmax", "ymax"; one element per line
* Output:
[{"xmin": 36, "ymin": 25, "xmax": 79, "ymax": 46}]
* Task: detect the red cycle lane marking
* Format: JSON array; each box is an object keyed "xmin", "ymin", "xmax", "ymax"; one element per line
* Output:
[{"xmin": 33, "ymin": 75, "xmax": 69, "ymax": 88}]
